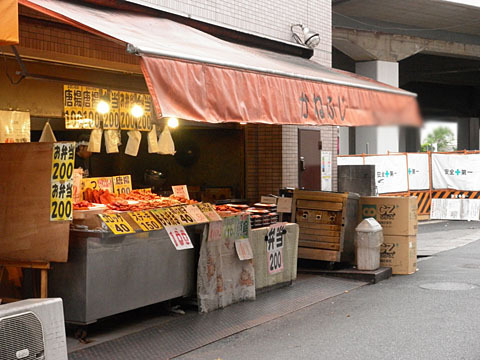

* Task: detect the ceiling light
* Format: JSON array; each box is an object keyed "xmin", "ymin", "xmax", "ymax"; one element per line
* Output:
[
  {"xmin": 168, "ymin": 117, "xmax": 179, "ymax": 128},
  {"xmin": 96, "ymin": 100, "xmax": 110, "ymax": 114},
  {"xmin": 131, "ymin": 104, "xmax": 144, "ymax": 118}
]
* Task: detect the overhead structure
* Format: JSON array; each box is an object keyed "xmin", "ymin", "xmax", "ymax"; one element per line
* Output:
[{"xmin": 20, "ymin": 0, "xmax": 421, "ymax": 127}]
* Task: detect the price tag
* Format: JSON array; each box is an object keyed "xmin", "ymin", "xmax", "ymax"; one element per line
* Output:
[
  {"xmin": 50, "ymin": 180, "xmax": 73, "ymax": 221},
  {"xmin": 223, "ymin": 214, "xmax": 250, "ymax": 240},
  {"xmin": 51, "ymin": 142, "xmax": 75, "ymax": 221},
  {"xmin": 82, "ymin": 177, "xmax": 113, "ymax": 192},
  {"xmin": 185, "ymin": 204, "xmax": 209, "ymax": 223},
  {"xmin": 51, "ymin": 142, "xmax": 75, "ymax": 182},
  {"xmin": 170, "ymin": 205, "xmax": 196, "ymax": 225},
  {"xmin": 235, "ymin": 238, "xmax": 253, "ymax": 260},
  {"xmin": 266, "ymin": 223, "xmax": 286, "ymax": 274},
  {"xmin": 151, "ymin": 208, "xmax": 181, "ymax": 226},
  {"xmin": 197, "ymin": 202, "xmax": 222, "ymax": 221},
  {"xmin": 172, "ymin": 185, "xmax": 190, "ymax": 200},
  {"xmin": 113, "ymin": 175, "xmax": 132, "ymax": 196},
  {"xmin": 165, "ymin": 225, "xmax": 194, "ymax": 250},
  {"xmin": 129, "ymin": 211, "xmax": 163, "ymax": 232},
  {"xmin": 268, "ymin": 248, "xmax": 284, "ymax": 274},
  {"xmin": 208, "ymin": 220, "xmax": 223, "ymax": 242},
  {"xmin": 98, "ymin": 213, "xmax": 135, "ymax": 235},
  {"xmin": 277, "ymin": 197, "xmax": 292, "ymax": 213}
]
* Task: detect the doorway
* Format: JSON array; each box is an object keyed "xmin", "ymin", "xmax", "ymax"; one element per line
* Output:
[{"xmin": 298, "ymin": 129, "xmax": 321, "ymax": 190}]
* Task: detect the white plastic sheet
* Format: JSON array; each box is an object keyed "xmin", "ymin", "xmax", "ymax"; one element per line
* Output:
[
  {"xmin": 364, "ymin": 155, "xmax": 408, "ymax": 194},
  {"xmin": 337, "ymin": 156, "xmax": 364, "ymax": 166},
  {"xmin": 407, "ymin": 153, "xmax": 429, "ymax": 190},
  {"xmin": 432, "ymin": 153, "xmax": 480, "ymax": 191}
]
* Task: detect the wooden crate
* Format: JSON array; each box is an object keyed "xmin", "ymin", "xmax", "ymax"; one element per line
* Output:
[{"xmin": 293, "ymin": 190, "xmax": 358, "ymax": 263}]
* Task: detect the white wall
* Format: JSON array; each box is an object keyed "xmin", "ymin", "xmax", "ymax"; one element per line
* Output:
[
  {"xmin": 126, "ymin": 0, "xmax": 332, "ymax": 66},
  {"xmin": 355, "ymin": 60, "xmax": 400, "ymax": 154}
]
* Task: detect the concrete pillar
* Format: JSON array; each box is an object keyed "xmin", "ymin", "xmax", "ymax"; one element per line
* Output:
[
  {"xmin": 355, "ymin": 61, "xmax": 400, "ymax": 154},
  {"xmin": 458, "ymin": 118, "xmax": 480, "ymax": 150},
  {"xmin": 338, "ymin": 126, "xmax": 349, "ymax": 155}
]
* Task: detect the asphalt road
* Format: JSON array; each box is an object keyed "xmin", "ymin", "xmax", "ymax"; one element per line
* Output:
[{"xmin": 177, "ymin": 221, "xmax": 480, "ymax": 360}]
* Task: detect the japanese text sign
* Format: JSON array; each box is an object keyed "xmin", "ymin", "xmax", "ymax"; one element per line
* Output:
[
  {"xmin": 197, "ymin": 202, "xmax": 222, "ymax": 221},
  {"xmin": 266, "ymin": 222, "xmax": 286, "ymax": 274},
  {"xmin": 235, "ymin": 238, "xmax": 253, "ymax": 260},
  {"xmin": 113, "ymin": 175, "xmax": 132, "ymax": 196},
  {"xmin": 151, "ymin": 208, "xmax": 181, "ymax": 226},
  {"xmin": 185, "ymin": 204, "xmax": 210, "ymax": 223},
  {"xmin": 165, "ymin": 225, "xmax": 194, "ymax": 250},
  {"xmin": 172, "ymin": 185, "xmax": 190, "ymax": 200},
  {"xmin": 50, "ymin": 142, "xmax": 75, "ymax": 221},
  {"xmin": 129, "ymin": 211, "xmax": 162, "ymax": 232},
  {"xmin": 98, "ymin": 213, "xmax": 135, "ymax": 235},
  {"xmin": 81, "ymin": 177, "xmax": 114, "ymax": 193},
  {"xmin": 208, "ymin": 221, "xmax": 223, "ymax": 242},
  {"xmin": 170, "ymin": 205, "xmax": 196, "ymax": 225},
  {"xmin": 222, "ymin": 214, "xmax": 249, "ymax": 241}
]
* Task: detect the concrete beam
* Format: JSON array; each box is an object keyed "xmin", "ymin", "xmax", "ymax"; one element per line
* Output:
[{"xmin": 333, "ymin": 28, "xmax": 480, "ymax": 61}]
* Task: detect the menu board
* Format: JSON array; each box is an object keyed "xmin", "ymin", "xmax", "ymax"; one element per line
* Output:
[{"xmin": 64, "ymin": 85, "xmax": 153, "ymax": 131}]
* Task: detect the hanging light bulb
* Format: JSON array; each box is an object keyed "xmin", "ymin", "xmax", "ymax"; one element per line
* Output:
[
  {"xmin": 96, "ymin": 100, "xmax": 110, "ymax": 114},
  {"xmin": 168, "ymin": 117, "xmax": 179, "ymax": 128},
  {"xmin": 131, "ymin": 104, "xmax": 144, "ymax": 118}
]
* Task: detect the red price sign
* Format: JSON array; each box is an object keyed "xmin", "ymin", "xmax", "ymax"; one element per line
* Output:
[{"xmin": 165, "ymin": 225, "xmax": 194, "ymax": 250}]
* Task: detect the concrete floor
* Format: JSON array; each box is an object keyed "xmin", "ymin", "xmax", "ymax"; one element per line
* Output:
[
  {"xmin": 176, "ymin": 221, "xmax": 480, "ymax": 360},
  {"xmin": 67, "ymin": 220, "xmax": 480, "ymax": 359}
]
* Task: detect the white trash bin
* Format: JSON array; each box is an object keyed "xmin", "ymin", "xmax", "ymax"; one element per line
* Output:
[{"xmin": 355, "ymin": 218, "xmax": 384, "ymax": 270}]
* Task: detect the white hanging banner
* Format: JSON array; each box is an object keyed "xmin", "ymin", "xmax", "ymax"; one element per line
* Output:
[
  {"xmin": 364, "ymin": 155, "xmax": 408, "ymax": 194},
  {"xmin": 337, "ymin": 156, "xmax": 364, "ymax": 166},
  {"xmin": 432, "ymin": 153, "xmax": 480, "ymax": 191},
  {"xmin": 407, "ymin": 153, "xmax": 429, "ymax": 190}
]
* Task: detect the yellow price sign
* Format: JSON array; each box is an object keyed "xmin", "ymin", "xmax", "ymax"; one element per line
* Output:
[
  {"xmin": 129, "ymin": 211, "xmax": 163, "ymax": 232},
  {"xmin": 113, "ymin": 175, "xmax": 132, "ymax": 196},
  {"xmin": 151, "ymin": 208, "xmax": 181, "ymax": 227},
  {"xmin": 51, "ymin": 142, "xmax": 75, "ymax": 182},
  {"xmin": 50, "ymin": 180, "xmax": 73, "ymax": 221},
  {"xmin": 98, "ymin": 213, "xmax": 135, "ymax": 235},
  {"xmin": 197, "ymin": 203, "xmax": 222, "ymax": 221},
  {"xmin": 170, "ymin": 205, "xmax": 196, "ymax": 226},
  {"xmin": 81, "ymin": 177, "xmax": 113, "ymax": 192}
]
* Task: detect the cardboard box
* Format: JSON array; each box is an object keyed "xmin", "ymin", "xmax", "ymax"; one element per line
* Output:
[
  {"xmin": 359, "ymin": 196, "xmax": 417, "ymax": 235},
  {"xmin": 380, "ymin": 235, "xmax": 417, "ymax": 275}
]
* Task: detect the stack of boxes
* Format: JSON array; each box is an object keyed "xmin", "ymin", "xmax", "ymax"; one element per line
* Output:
[{"xmin": 359, "ymin": 197, "xmax": 418, "ymax": 275}]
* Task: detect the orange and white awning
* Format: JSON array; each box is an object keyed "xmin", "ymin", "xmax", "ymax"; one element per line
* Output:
[{"xmin": 20, "ymin": 0, "xmax": 421, "ymax": 127}]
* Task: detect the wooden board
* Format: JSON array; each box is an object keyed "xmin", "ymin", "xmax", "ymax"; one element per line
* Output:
[
  {"xmin": 0, "ymin": 143, "xmax": 70, "ymax": 262},
  {"xmin": 299, "ymin": 240, "xmax": 340, "ymax": 251},
  {"xmin": 293, "ymin": 223, "xmax": 341, "ymax": 231},
  {"xmin": 299, "ymin": 233, "xmax": 340, "ymax": 243},
  {"xmin": 299, "ymin": 228, "xmax": 341, "ymax": 237},
  {"xmin": 296, "ymin": 200, "xmax": 343, "ymax": 211},
  {"xmin": 298, "ymin": 247, "xmax": 340, "ymax": 262}
]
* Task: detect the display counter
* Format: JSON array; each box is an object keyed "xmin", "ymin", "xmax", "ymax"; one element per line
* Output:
[{"xmin": 49, "ymin": 226, "xmax": 200, "ymax": 324}]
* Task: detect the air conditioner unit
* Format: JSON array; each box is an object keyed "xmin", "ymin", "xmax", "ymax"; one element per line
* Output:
[{"xmin": 0, "ymin": 298, "xmax": 68, "ymax": 360}]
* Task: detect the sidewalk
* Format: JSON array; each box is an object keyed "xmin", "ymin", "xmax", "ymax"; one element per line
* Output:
[
  {"xmin": 67, "ymin": 220, "xmax": 480, "ymax": 359},
  {"xmin": 68, "ymin": 274, "xmax": 366, "ymax": 359},
  {"xmin": 417, "ymin": 219, "xmax": 480, "ymax": 256}
]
